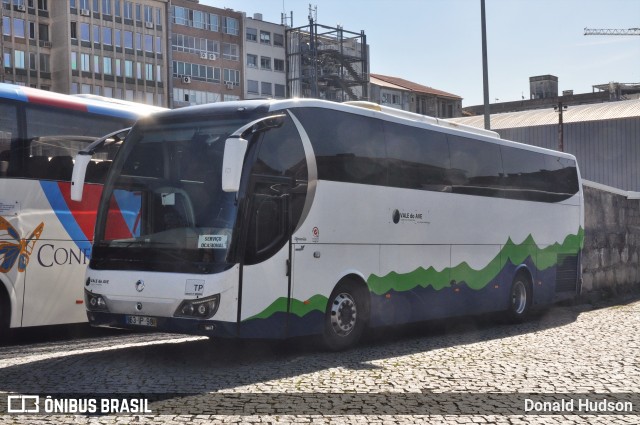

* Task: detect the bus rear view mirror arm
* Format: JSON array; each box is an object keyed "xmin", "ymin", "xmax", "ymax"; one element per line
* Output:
[
  {"xmin": 70, "ymin": 127, "xmax": 131, "ymax": 202},
  {"xmin": 222, "ymin": 114, "xmax": 286, "ymax": 193},
  {"xmin": 71, "ymin": 153, "xmax": 91, "ymax": 201}
]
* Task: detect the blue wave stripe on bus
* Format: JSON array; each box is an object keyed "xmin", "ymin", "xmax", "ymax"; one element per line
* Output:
[
  {"xmin": 85, "ymin": 103, "xmax": 141, "ymax": 119},
  {"xmin": 0, "ymin": 84, "xmax": 28, "ymax": 102},
  {"xmin": 39, "ymin": 181, "xmax": 92, "ymax": 253}
]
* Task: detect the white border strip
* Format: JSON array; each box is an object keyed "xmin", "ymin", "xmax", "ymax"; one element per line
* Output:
[{"xmin": 583, "ymin": 179, "xmax": 640, "ymax": 199}]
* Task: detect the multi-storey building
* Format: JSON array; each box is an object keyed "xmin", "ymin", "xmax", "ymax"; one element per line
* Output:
[
  {"xmin": 2, "ymin": 0, "xmax": 54, "ymax": 90},
  {"xmin": 370, "ymin": 73, "xmax": 462, "ymax": 118},
  {"xmin": 243, "ymin": 12, "xmax": 286, "ymax": 100},
  {"xmin": 2, "ymin": 0, "xmax": 168, "ymax": 106},
  {"xmin": 169, "ymin": 0, "xmax": 242, "ymax": 107}
]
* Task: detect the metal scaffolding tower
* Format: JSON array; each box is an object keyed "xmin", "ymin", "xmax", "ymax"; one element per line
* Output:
[{"xmin": 286, "ymin": 12, "xmax": 369, "ymax": 101}]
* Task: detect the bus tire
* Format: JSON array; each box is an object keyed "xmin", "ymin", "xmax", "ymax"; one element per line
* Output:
[
  {"xmin": 507, "ymin": 272, "xmax": 532, "ymax": 323},
  {"xmin": 322, "ymin": 279, "xmax": 369, "ymax": 351}
]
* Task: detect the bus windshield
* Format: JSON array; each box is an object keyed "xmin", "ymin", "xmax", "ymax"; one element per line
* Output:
[{"xmin": 92, "ymin": 118, "xmax": 252, "ymax": 274}]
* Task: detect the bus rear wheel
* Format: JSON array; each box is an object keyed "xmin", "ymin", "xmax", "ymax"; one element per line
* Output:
[
  {"xmin": 322, "ymin": 280, "xmax": 369, "ymax": 351},
  {"xmin": 507, "ymin": 273, "xmax": 532, "ymax": 322}
]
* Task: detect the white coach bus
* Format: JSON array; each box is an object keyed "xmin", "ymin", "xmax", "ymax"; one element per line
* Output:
[
  {"xmin": 76, "ymin": 99, "xmax": 584, "ymax": 350},
  {"xmin": 0, "ymin": 83, "xmax": 163, "ymax": 335}
]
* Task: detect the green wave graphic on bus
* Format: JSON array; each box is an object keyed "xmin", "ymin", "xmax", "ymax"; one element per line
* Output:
[
  {"xmin": 246, "ymin": 228, "xmax": 583, "ymax": 321},
  {"xmin": 246, "ymin": 294, "xmax": 329, "ymax": 321},
  {"xmin": 367, "ymin": 228, "xmax": 584, "ymax": 296}
]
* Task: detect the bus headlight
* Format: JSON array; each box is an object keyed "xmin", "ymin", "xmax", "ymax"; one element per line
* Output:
[
  {"xmin": 85, "ymin": 290, "xmax": 109, "ymax": 312},
  {"xmin": 174, "ymin": 294, "xmax": 220, "ymax": 319}
]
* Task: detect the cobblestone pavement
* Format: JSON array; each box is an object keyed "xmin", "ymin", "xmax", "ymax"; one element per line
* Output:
[{"xmin": 0, "ymin": 296, "xmax": 639, "ymax": 424}]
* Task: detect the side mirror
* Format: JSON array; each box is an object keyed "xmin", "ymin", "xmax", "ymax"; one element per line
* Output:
[
  {"xmin": 221, "ymin": 114, "xmax": 285, "ymax": 193},
  {"xmin": 221, "ymin": 137, "xmax": 248, "ymax": 193},
  {"xmin": 71, "ymin": 153, "xmax": 91, "ymax": 201}
]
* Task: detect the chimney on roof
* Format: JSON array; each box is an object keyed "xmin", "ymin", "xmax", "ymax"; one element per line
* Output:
[
  {"xmin": 529, "ymin": 75, "xmax": 558, "ymax": 100},
  {"xmin": 253, "ymin": 13, "xmax": 263, "ymax": 20}
]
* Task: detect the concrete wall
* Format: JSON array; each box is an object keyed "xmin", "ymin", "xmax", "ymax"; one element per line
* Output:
[{"xmin": 583, "ymin": 183, "xmax": 640, "ymax": 296}]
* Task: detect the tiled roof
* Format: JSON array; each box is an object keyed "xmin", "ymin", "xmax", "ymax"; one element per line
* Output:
[{"xmin": 370, "ymin": 73, "xmax": 462, "ymax": 100}]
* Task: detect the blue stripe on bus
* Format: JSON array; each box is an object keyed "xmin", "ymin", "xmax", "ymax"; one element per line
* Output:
[
  {"xmin": 86, "ymin": 103, "xmax": 142, "ymax": 119},
  {"xmin": 39, "ymin": 181, "xmax": 92, "ymax": 253},
  {"xmin": 0, "ymin": 84, "xmax": 28, "ymax": 102}
]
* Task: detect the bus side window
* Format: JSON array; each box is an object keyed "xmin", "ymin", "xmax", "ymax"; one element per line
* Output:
[
  {"xmin": 47, "ymin": 156, "xmax": 74, "ymax": 181},
  {"xmin": 0, "ymin": 103, "xmax": 18, "ymax": 177}
]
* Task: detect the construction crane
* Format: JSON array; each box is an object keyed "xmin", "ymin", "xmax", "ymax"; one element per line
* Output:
[{"xmin": 584, "ymin": 27, "xmax": 640, "ymax": 35}]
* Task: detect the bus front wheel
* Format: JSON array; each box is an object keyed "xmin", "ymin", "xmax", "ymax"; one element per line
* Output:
[
  {"xmin": 507, "ymin": 273, "xmax": 532, "ymax": 322},
  {"xmin": 322, "ymin": 280, "xmax": 369, "ymax": 351}
]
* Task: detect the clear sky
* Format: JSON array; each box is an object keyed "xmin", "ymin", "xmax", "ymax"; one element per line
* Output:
[{"xmin": 204, "ymin": 0, "xmax": 640, "ymax": 107}]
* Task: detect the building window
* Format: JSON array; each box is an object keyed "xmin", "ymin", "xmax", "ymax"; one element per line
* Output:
[
  {"xmin": 14, "ymin": 50, "xmax": 25, "ymax": 69},
  {"xmin": 156, "ymin": 64, "xmax": 161, "ymax": 82},
  {"xmin": 275, "ymin": 84, "xmax": 285, "ymax": 98},
  {"xmin": 260, "ymin": 56, "xmax": 271, "ymax": 70},
  {"xmin": 93, "ymin": 24, "xmax": 100, "ymax": 44},
  {"xmin": 223, "ymin": 17, "xmax": 238, "ymax": 35},
  {"xmin": 2, "ymin": 17, "xmax": 10, "ymax": 37},
  {"xmin": 81, "ymin": 84, "xmax": 91, "ymax": 94},
  {"xmin": 70, "ymin": 21, "xmax": 77, "ymax": 39},
  {"xmin": 124, "ymin": 30, "xmax": 133, "ymax": 49},
  {"xmin": 135, "ymin": 3, "xmax": 141, "ymax": 22},
  {"xmin": 273, "ymin": 33, "xmax": 284, "ymax": 47},
  {"xmin": 81, "ymin": 53, "xmax": 90, "ymax": 72},
  {"xmin": 92, "ymin": 0, "xmax": 98, "ymax": 12},
  {"xmin": 3, "ymin": 49, "xmax": 11, "ymax": 68},
  {"xmin": 80, "ymin": 23, "xmax": 90, "ymax": 42},
  {"xmin": 115, "ymin": 29, "xmax": 121, "ymax": 47},
  {"xmin": 260, "ymin": 31, "xmax": 271, "ymax": 45},
  {"xmin": 93, "ymin": 55, "xmax": 100, "ymax": 73},
  {"xmin": 261, "ymin": 82, "xmax": 272, "ymax": 96},
  {"xmin": 144, "ymin": 5, "xmax": 152, "ymax": 23},
  {"xmin": 145, "ymin": 63, "xmax": 153, "ymax": 80},
  {"xmin": 155, "ymin": 7, "xmax": 161, "ymax": 25},
  {"xmin": 13, "ymin": 18, "xmax": 25, "ymax": 39},
  {"xmin": 103, "ymin": 57, "xmax": 112, "ymax": 75},
  {"xmin": 29, "ymin": 52, "xmax": 36, "ymax": 70},
  {"xmin": 71, "ymin": 51, "xmax": 78, "ymax": 70},
  {"xmin": 247, "ymin": 80, "xmax": 258, "ymax": 94},
  {"xmin": 114, "ymin": 0, "xmax": 120, "ymax": 17},
  {"xmin": 193, "ymin": 10, "xmax": 205, "ymax": 29},
  {"xmin": 37, "ymin": 0, "xmax": 48, "ymax": 11},
  {"xmin": 208, "ymin": 13, "xmax": 218, "ymax": 31},
  {"xmin": 246, "ymin": 27, "xmax": 257, "ymax": 42},
  {"xmin": 103, "ymin": 27, "xmax": 112, "ymax": 45},
  {"xmin": 29, "ymin": 22, "xmax": 35, "ymax": 39},
  {"xmin": 144, "ymin": 34, "xmax": 152, "ymax": 52},
  {"xmin": 104, "ymin": 86, "xmax": 113, "ymax": 98},
  {"xmin": 102, "ymin": 0, "xmax": 110, "ymax": 15},
  {"xmin": 247, "ymin": 54, "xmax": 257, "ymax": 68},
  {"xmin": 155, "ymin": 36, "xmax": 162, "ymax": 54},
  {"xmin": 222, "ymin": 43, "xmax": 238, "ymax": 61},
  {"xmin": 115, "ymin": 58, "xmax": 121, "ymax": 76},
  {"xmin": 274, "ymin": 59, "xmax": 284, "ymax": 72},
  {"xmin": 123, "ymin": 1, "xmax": 132, "ymax": 19},
  {"xmin": 124, "ymin": 59, "xmax": 132, "ymax": 77},
  {"xmin": 223, "ymin": 68, "xmax": 239, "ymax": 85}
]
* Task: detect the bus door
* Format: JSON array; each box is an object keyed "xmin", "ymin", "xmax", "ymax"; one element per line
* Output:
[{"xmin": 238, "ymin": 175, "xmax": 292, "ymax": 339}]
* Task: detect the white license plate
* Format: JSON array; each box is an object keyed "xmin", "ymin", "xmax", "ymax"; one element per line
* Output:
[{"xmin": 125, "ymin": 315, "xmax": 157, "ymax": 327}]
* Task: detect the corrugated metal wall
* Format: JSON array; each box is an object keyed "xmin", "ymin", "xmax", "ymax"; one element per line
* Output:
[{"xmin": 496, "ymin": 117, "xmax": 640, "ymax": 191}]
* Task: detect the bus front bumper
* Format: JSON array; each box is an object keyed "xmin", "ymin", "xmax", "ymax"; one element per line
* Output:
[{"xmin": 87, "ymin": 311, "xmax": 237, "ymax": 338}]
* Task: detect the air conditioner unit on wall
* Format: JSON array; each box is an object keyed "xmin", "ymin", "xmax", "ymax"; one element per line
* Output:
[
  {"xmin": 225, "ymin": 83, "xmax": 233, "ymax": 90},
  {"xmin": 208, "ymin": 53, "xmax": 216, "ymax": 60},
  {"xmin": 80, "ymin": 9, "xmax": 90, "ymax": 16},
  {"xmin": 182, "ymin": 76, "xmax": 191, "ymax": 84},
  {"xmin": 145, "ymin": 21, "xmax": 154, "ymax": 29},
  {"xmin": 17, "ymin": 4, "xmax": 26, "ymax": 11},
  {"xmin": 199, "ymin": 52, "xmax": 207, "ymax": 59}
]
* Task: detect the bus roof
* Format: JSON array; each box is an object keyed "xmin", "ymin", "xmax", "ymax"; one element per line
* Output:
[{"xmin": 0, "ymin": 83, "xmax": 164, "ymax": 120}]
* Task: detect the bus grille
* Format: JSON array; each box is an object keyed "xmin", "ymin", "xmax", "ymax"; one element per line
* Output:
[{"xmin": 555, "ymin": 254, "xmax": 578, "ymax": 292}]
